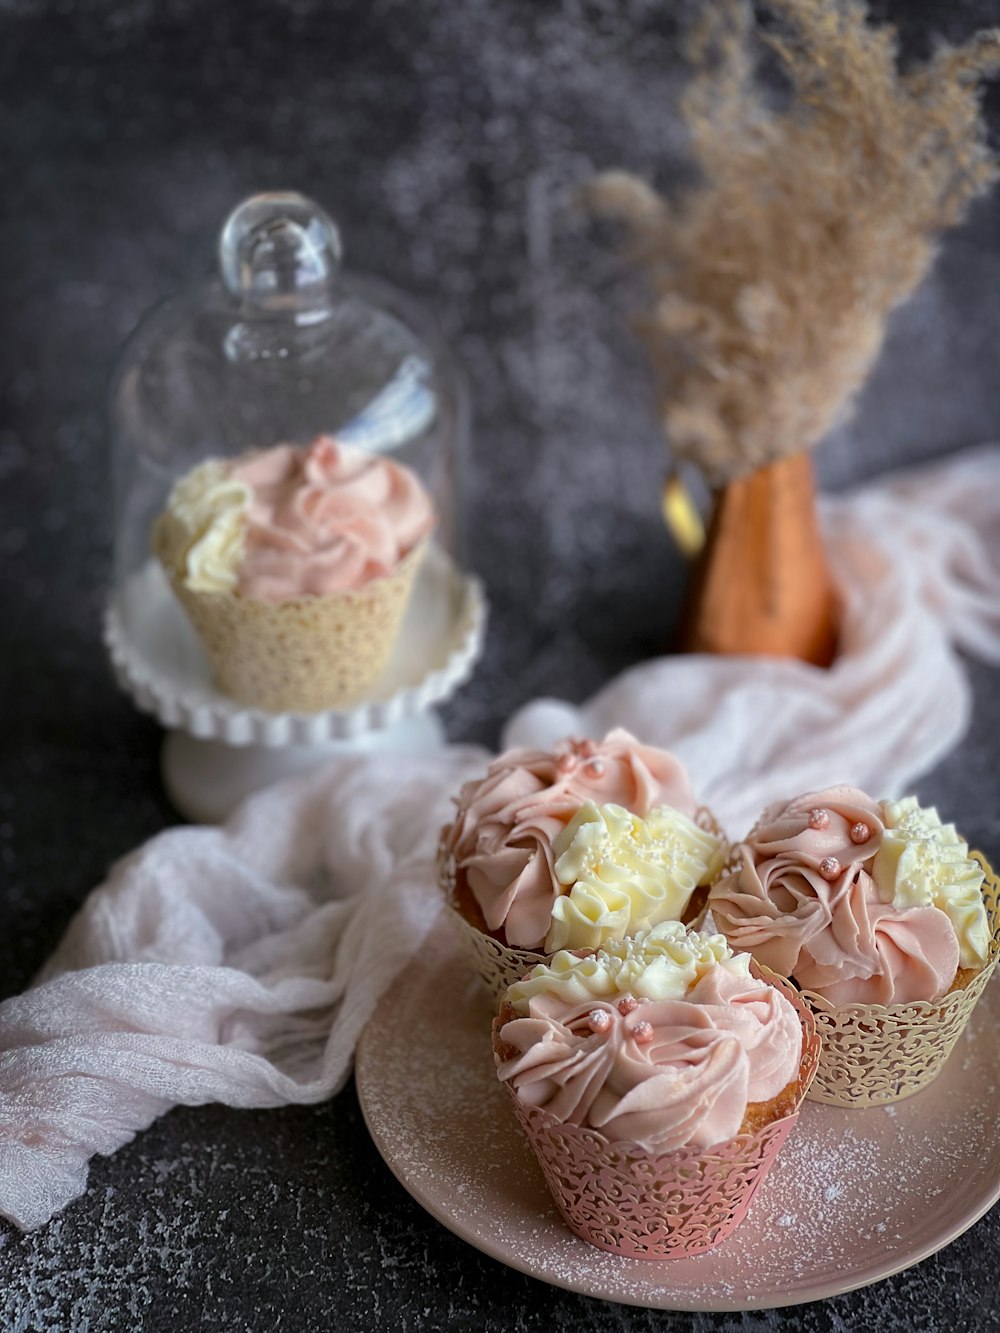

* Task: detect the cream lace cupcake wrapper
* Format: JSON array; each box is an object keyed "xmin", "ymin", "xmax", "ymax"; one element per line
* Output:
[
  {"xmin": 156, "ymin": 528, "xmax": 426, "ymax": 713},
  {"xmin": 694, "ymin": 805, "xmax": 726, "ymax": 844},
  {"xmin": 492, "ymin": 966, "xmax": 821, "ymax": 1259},
  {"xmin": 445, "ymin": 904, "xmax": 548, "ymax": 1003},
  {"xmin": 801, "ymin": 854, "xmax": 1000, "ymax": 1107},
  {"xmin": 438, "ymin": 845, "xmax": 552, "ymax": 1001}
]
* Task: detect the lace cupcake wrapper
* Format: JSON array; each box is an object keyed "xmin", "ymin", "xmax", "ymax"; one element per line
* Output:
[
  {"xmin": 156, "ymin": 533, "xmax": 426, "ymax": 713},
  {"xmin": 801, "ymin": 853, "xmax": 1000, "ymax": 1107},
  {"xmin": 492, "ymin": 965, "xmax": 821, "ymax": 1259},
  {"xmin": 445, "ymin": 903, "xmax": 547, "ymax": 1003}
]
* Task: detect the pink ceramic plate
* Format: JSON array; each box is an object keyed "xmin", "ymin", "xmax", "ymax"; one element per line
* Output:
[{"xmin": 356, "ymin": 921, "xmax": 1000, "ymax": 1312}]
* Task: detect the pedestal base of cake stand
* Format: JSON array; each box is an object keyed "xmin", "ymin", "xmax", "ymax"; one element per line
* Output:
[
  {"xmin": 105, "ymin": 546, "xmax": 486, "ymax": 824},
  {"xmin": 161, "ymin": 711, "xmax": 446, "ymax": 824}
]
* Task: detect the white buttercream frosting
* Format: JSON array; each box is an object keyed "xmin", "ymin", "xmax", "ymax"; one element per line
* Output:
[
  {"xmin": 873, "ymin": 797, "xmax": 990, "ymax": 968},
  {"xmin": 157, "ymin": 460, "xmax": 251, "ymax": 593},
  {"xmin": 544, "ymin": 801, "xmax": 724, "ymax": 952},
  {"xmin": 506, "ymin": 920, "xmax": 747, "ymax": 1012}
]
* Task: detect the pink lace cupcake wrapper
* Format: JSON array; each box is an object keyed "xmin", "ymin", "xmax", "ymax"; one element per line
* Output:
[{"xmin": 493, "ymin": 966, "xmax": 821, "ymax": 1259}]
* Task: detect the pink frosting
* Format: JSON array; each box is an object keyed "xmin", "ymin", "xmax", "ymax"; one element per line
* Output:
[
  {"xmin": 232, "ymin": 437, "xmax": 434, "ymax": 600},
  {"xmin": 708, "ymin": 786, "xmax": 959, "ymax": 1005},
  {"xmin": 442, "ymin": 730, "xmax": 698, "ymax": 950},
  {"xmin": 496, "ymin": 966, "xmax": 803, "ymax": 1151}
]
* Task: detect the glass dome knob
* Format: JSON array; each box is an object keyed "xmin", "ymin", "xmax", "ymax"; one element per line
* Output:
[{"xmin": 218, "ymin": 192, "xmax": 343, "ymax": 322}]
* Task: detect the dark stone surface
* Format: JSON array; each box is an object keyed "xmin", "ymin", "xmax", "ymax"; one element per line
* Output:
[{"xmin": 1, "ymin": 1, "xmax": 999, "ymax": 1328}]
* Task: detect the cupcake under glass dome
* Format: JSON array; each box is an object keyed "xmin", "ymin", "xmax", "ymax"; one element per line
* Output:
[
  {"xmin": 105, "ymin": 192, "xmax": 484, "ymax": 816},
  {"xmin": 111, "ymin": 192, "xmax": 467, "ymax": 587}
]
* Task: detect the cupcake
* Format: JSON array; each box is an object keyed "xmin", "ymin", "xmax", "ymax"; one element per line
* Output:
[
  {"xmin": 492, "ymin": 921, "xmax": 820, "ymax": 1258},
  {"xmin": 439, "ymin": 730, "xmax": 725, "ymax": 999},
  {"xmin": 153, "ymin": 436, "xmax": 434, "ymax": 712},
  {"xmin": 707, "ymin": 787, "xmax": 1000, "ymax": 1105}
]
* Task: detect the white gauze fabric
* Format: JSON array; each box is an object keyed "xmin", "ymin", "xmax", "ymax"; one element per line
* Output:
[
  {"xmin": 1, "ymin": 444, "xmax": 999, "ymax": 1231},
  {"xmin": 0, "ymin": 749, "xmax": 488, "ymax": 1231}
]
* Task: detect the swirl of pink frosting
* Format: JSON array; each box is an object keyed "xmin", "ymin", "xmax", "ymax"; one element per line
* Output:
[
  {"xmin": 496, "ymin": 967, "xmax": 802, "ymax": 1151},
  {"xmin": 442, "ymin": 729, "xmax": 698, "ymax": 950},
  {"xmin": 232, "ymin": 437, "xmax": 434, "ymax": 600},
  {"xmin": 791, "ymin": 885, "xmax": 958, "ymax": 1006},
  {"xmin": 708, "ymin": 786, "xmax": 959, "ymax": 1004}
]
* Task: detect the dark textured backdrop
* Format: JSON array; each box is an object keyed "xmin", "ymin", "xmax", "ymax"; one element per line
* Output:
[{"xmin": 2, "ymin": 1, "xmax": 1000, "ymax": 1329}]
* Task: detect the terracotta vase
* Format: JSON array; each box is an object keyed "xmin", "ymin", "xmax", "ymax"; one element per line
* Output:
[{"xmin": 677, "ymin": 450, "xmax": 839, "ymax": 666}]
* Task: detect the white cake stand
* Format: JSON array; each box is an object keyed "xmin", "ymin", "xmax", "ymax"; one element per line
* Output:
[{"xmin": 104, "ymin": 545, "xmax": 487, "ymax": 822}]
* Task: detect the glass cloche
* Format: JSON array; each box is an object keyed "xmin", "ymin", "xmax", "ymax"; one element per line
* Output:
[
  {"xmin": 105, "ymin": 192, "xmax": 484, "ymax": 818},
  {"xmin": 111, "ymin": 191, "xmax": 467, "ymax": 589}
]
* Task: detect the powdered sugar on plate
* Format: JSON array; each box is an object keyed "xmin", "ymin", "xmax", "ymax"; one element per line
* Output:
[{"xmin": 356, "ymin": 921, "xmax": 1000, "ymax": 1312}]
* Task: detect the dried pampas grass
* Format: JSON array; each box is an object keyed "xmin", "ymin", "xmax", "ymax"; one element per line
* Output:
[{"xmin": 591, "ymin": 0, "xmax": 1000, "ymax": 485}]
